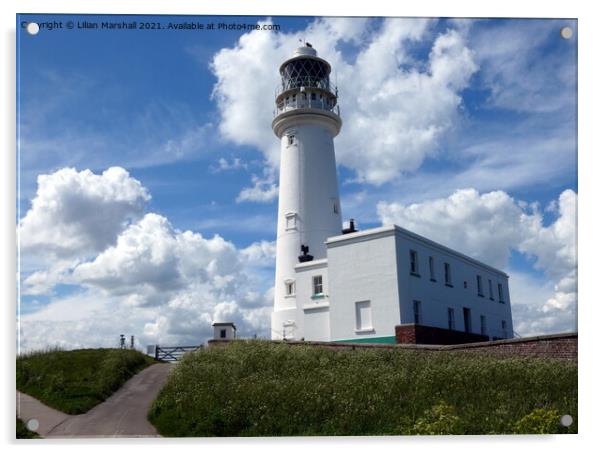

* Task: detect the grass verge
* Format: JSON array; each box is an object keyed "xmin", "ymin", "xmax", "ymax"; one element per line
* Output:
[
  {"xmin": 149, "ymin": 340, "xmax": 577, "ymax": 436},
  {"xmin": 17, "ymin": 348, "xmax": 156, "ymax": 414}
]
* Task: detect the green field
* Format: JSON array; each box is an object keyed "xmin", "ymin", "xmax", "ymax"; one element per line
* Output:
[
  {"xmin": 17, "ymin": 348, "xmax": 156, "ymax": 414},
  {"xmin": 149, "ymin": 340, "xmax": 577, "ymax": 436}
]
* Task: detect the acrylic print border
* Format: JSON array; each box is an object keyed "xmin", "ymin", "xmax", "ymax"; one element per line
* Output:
[
  {"xmin": 15, "ymin": 10, "xmax": 577, "ymax": 437},
  {"xmin": 4, "ymin": 0, "xmax": 596, "ymax": 448}
]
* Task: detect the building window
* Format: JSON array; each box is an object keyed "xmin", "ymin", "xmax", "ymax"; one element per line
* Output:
[
  {"xmin": 447, "ymin": 307, "xmax": 455, "ymax": 330},
  {"xmin": 410, "ymin": 250, "xmax": 419, "ymax": 276},
  {"xmin": 498, "ymin": 283, "xmax": 505, "ymax": 303},
  {"xmin": 464, "ymin": 281, "xmax": 468, "ymax": 289},
  {"xmin": 429, "ymin": 256, "xmax": 436, "ymax": 281},
  {"xmin": 220, "ymin": 329, "xmax": 227, "ymax": 339},
  {"xmin": 285, "ymin": 280, "xmax": 295, "ymax": 296},
  {"xmin": 480, "ymin": 315, "xmax": 487, "ymax": 335},
  {"xmin": 413, "ymin": 300, "xmax": 422, "ymax": 324},
  {"xmin": 313, "ymin": 275, "xmax": 323, "ymax": 296},
  {"xmin": 355, "ymin": 300, "xmax": 373, "ymax": 331},
  {"xmin": 463, "ymin": 307, "xmax": 472, "ymax": 333},
  {"xmin": 488, "ymin": 279, "xmax": 494, "ymax": 300},
  {"xmin": 311, "ymin": 92, "xmax": 316, "ymax": 100},
  {"xmin": 287, "ymin": 134, "xmax": 295, "ymax": 146},
  {"xmin": 444, "ymin": 262, "xmax": 452, "ymax": 286},
  {"xmin": 501, "ymin": 320, "xmax": 508, "ymax": 338},
  {"xmin": 477, "ymin": 275, "xmax": 484, "ymax": 297}
]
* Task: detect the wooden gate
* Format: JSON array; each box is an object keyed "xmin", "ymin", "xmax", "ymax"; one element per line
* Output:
[{"xmin": 154, "ymin": 345, "xmax": 202, "ymax": 362}]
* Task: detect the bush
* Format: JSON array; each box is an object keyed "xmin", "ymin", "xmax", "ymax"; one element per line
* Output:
[
  {"xmin": 512, "ymin": 408, "xmax": 563, "ymax": 434},
  {"xmin": 17, "ymin": 348, "xmax": 155, "ymax": 414},
  {"xmin": 148, "ymin": 340, "xmax": 577, "ymax": 436},
  {"xmin": 409, "ymin": 401, "xmax": 463, "ymax": 435}
]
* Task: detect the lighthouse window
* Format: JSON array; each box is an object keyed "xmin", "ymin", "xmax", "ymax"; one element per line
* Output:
[
  {"xmin": 332, "ymin": 199, "xmax": 339, "ymax": 214},
  {"xmin": 285, "ymin": 280, "xmax": 295, "ymax": 296},
  {"xmin": 285, "ymin": 212, "xmax": 297, "ymax": 230},
  {"xmin": 287, "ymin": 135, "xmax": 295, "ymax": 146},
  {"xmin": 312, "ymin": 275, "xmax": 323, "ymax": 296}
]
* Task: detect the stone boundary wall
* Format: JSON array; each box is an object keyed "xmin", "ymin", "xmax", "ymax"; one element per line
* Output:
[{"xmin": 208, "ymin": 332, "xmax": 577, "ymax": 360}]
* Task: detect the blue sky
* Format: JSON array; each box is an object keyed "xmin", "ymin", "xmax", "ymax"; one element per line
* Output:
[{"xmin": 16, "ymin": 15, "xmax": 577, "ymax": 349}]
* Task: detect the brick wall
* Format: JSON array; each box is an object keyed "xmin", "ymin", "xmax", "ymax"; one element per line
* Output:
[
  {"xmin": 208, "ymin": 332, "xmax": 577, "ymax": 360},
  {"xmin": 395, "ymin": 323, "xmax": 489, "ymax": 345},
  {"xmin": 441, "ymin": 333, "xmax": 577, "ymax": 360}
]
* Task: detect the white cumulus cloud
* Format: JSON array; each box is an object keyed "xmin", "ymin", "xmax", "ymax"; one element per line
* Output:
[
  {"xmin": 236, "ymin": 173, "xmax": 279, "ymax": 204},
  {"xmin": 240, "ymin": 240, "xmax": 277, "ymax": 267},
  {"xmin": 19, "ymin": 167, "xmax": 150, "ymax": 258},
  {"xmin": 210, "ymin": 18, "xmax": 478, "ymax": 186},
  {"xmin": 72, "ymin": 213, "xmax": 240, "ymax": 306},
  {"xmin": 378, "ymin": 188, "xmax": 525, "ymax": 268}
]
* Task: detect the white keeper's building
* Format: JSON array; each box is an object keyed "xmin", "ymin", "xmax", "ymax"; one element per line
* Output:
[{"xmin": 270, "ymin": 45, "xmax": 513, "ymax": 344}]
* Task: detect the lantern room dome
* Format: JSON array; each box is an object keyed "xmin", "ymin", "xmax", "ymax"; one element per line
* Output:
[{"xmin": 293, "ymin": 45, "xmax": 317, "ymax": 57}]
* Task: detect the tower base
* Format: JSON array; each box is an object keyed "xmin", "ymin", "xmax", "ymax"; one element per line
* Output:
[{"xmin": 271, "ymin": 308, "xmax": 298, "ymax": 340}]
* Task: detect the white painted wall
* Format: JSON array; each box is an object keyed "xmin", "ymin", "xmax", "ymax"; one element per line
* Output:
[
  {"xmin": 290, "ymin": 225, "xmax": 514, "ymax": 343},
  {"xmin": 294, "ymin": 259, "xmax": 330, "ymax": 341},
  {"xmin": 393, "ymin": 226, "xmax": 513, "ymax": 339},
  {"xmin": 326, "ymin": 228, "xmax": 401, "ymax": 342}
]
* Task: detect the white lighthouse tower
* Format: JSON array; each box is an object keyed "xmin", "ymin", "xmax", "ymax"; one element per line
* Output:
[{"xmin": 271, "ymin": 44, "xmax": 343, "ymax": 340}]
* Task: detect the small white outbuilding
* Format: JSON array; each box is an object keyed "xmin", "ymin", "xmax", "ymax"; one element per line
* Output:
[{"xmin": 212, "ymin": 322, "xmax": 236, "ymax": 340}]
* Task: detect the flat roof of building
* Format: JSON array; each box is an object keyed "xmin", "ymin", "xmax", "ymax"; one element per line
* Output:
[
  {"xmin": 212, "ymin": 322, "xmax": 237, "ymax": 329},
  {"xmin": 326, "ymin": 224, "xmax": 509, "ymax": 278},
  {"xmin": 295, "ymin": 258, "xmax": 328, "ymax": 271}
]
